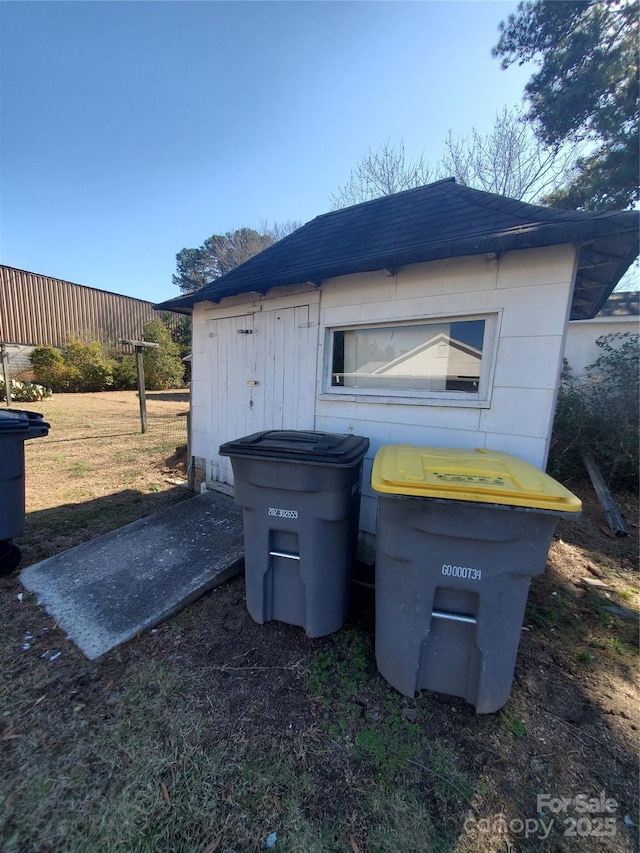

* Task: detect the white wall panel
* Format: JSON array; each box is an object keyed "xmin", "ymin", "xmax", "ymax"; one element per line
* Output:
[
  {"xmin": 564, "ymin": 316, "xmax": 638, "ymax": 376},
  {"xmin": 497, "ymin": 245, "xmax": 575, "ymax": 288},
  {"xmin": 482, "ymin": 433, "xmax": 549, "ymax": 467},
  {"xmin": 493, "ymin": 336, "xmax": 562, "ymax": 390},
  {"xmin": 479, "ymin": 387, "xmax": 556, "ymax": 438},
  {"xmin": 395, "ymin": 255, "xmax": 498, "ymax": 299},
  {"xmin": 495, "ymin": 284, "xmax": 574, "ymax": 337}
]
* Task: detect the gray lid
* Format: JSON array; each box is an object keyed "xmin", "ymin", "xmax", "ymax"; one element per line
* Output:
[{"xmin": 219, "ymin": 430, "xmax": 369, "ymax": 465}]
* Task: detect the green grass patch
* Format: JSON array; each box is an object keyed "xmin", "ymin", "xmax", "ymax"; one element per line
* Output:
[
  {"xmin": 67, "ymin": 460, "xmax": 95, "ymax": 478},
  {"xmin": 601, "ymin": 636, "xmax": 635, "ymax": 656},
  {"xmin": 500, "ymin": 708, "xmax": 527, "ymax": 738},
  {"xmin": 1, "ymin": 661, "xmax": 347, "ymax": 853},
  {"xmin": 525, "ymin": 604, "xmax": 554, "ymax": 627},
  {"xmin": 304, "ymin": 625, "xmax": 477, "ymax": 826}
]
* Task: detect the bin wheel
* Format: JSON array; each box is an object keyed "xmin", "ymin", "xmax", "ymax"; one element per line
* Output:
[{"xmin": 0, "ymin": 540, "xmax": 21, "ymax": 577}]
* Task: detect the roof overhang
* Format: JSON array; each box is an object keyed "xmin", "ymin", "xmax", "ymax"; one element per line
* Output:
[{"xmin": 155, "ymin": 193, "xmax": 638, "ymax": 321}]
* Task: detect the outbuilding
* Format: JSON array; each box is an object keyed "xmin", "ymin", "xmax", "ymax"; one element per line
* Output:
[{"xmin": 158, "ymin": 179, "xmax": 638, "ymax": 556}]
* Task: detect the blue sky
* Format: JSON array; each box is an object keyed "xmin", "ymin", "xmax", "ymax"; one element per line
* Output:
[{"xmin": 0, "ymin": 1, "xmax": 534, "ymax": 304}]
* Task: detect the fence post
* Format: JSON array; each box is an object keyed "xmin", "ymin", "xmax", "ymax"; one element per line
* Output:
[
  {"xmin": 1, "ymin": 343, "xmax": 12, "ymax": 406},
  {"xmin": 136, "ymin": 346, "xmax": 147, "ymax": 433},
  {"xmin": 120, "ymin": 338, "xmax": 160, "ymax": 434}
]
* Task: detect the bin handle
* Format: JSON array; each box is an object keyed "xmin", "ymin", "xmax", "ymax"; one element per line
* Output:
[
  {"xmin": 432, "ymin": 609, "xmax": 477, "ymax": 626},
  {"xmin": 269, "ymin": 550, "xmax": 300, "ymax": 561}
]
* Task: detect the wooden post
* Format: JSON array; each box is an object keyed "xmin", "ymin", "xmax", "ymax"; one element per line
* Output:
[
  {"xmin": 186, "ymin": 410, "xmax": 194, "ymax": 491},
  {"xmin": 1, "ymin": 343, "xmax": 12, "ymax": 406},
  {"xmin": 581, "ymin": 447, "xmax": 629, "ymax": 537},
  {"xmin": 119, "ymin": 338, "xmax": 160, "ymax": 434},
  {"xmin": 135, "ymin": 346, "xmax": 147, "ymax": 433}
]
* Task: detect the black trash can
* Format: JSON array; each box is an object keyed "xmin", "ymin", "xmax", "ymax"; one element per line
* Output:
[
  {"xmin": 371, "ymin": 445, "xmax": 581, "ymax": 713},
  {"xmin": 0, "ymin": 409, "xmax": 50, "ymax": 575},
  {"xmin": 219, "ymin": 430, "xmax": 369, "ymax": 637}
]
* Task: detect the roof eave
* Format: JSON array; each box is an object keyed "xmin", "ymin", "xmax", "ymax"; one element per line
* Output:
[
  {"xmin": 155, "ymin": 209, "xmax": 638, "ymax": 318},
  {"xmin": 154, "ymin": 294, "xmax": 196, "ymax": 314}
]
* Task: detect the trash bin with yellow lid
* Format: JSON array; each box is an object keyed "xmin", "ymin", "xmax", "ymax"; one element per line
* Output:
[{"xmin": 371, "ymin": 445, "xmax": 581, "ymax": 713}]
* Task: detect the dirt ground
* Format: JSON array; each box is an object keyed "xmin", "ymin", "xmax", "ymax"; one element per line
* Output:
[{"xmin": 0, "ymin": 392, "xmax": 638, "ymax": 852}]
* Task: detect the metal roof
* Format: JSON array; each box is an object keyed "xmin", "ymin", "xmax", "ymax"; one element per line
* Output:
[
  {"xmin": 157, "ymin": 179, "xmax": 639, "ymax": 321},
  {"xmin": 1, "ymin": 264, "xmax": 179, "ymax": 348}
]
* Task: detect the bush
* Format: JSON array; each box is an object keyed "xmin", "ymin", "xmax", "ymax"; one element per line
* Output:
[
  {"xmin": 62, "ymin": 337, "xmax": 113, "ymax": 392},
  {"xmin": 30, "ymin": 338, "xmax": 113, "ymax": 392},
  {"xmin": 30, "ymin": 346, "xmax": 67, "ymax": 391},
  {"xmin": 163, "ymin": 313, "xmax": 191, "ymax": 383},
  {"xmin": 111, "ymin": 355, "xmax": 138, "ymax": 391},
  {"xmin": 140, "ymin": 320, "xmax": 185, "ymax": 390},
  {"xmin": 29, "ymin": 327, "xmax": 185, "ymax": 394},
  {"xmin": 549, "ymin": 332, "xmax": 639, "ymax": 490},
  {"xmin": 0, "ymin": 379, "xmax": 52, "ymax": 403}
]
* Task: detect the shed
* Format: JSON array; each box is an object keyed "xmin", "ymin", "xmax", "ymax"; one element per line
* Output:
[{"xmin": 157, "ymin": 179, "xmax": 639, "ymax": 556}]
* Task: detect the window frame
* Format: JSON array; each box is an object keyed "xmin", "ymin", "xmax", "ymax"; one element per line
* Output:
[{"xmin": 321, "ymin": 311, "xmax": 500, "ymax": 407}]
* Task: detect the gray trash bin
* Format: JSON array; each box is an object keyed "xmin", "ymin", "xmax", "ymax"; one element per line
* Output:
[
  {"xmin": 371, "ymin": 445, "xmax": 581, "ymax": 713},
  {"xmin": 0, "ymin": 409, "xmax": 50, "ymax": 575},
  {"xmin": 219, "ymin": 430, "xmax": 369, "ymax": 637}
]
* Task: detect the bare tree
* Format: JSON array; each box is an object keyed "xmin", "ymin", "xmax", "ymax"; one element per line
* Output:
[
  {"xmin": 330, "ymin": 108, "xmax": 581, "ymax": 210},
  {"xmin": 441, "ymin": 107, "xmax": 581, "ymax": 203},
  {"xmin": 259, "ymin": 219, "xmax": 303, "ymax": 242},
  {"xmin": 329, "ymin": 142, "xmax": 434, "ymax": 209}
]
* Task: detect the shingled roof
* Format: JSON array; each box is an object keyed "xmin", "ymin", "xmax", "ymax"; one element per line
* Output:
[
  {"xmin": 597, "ymin": 290, "xmax": 639, "ymax": 317},
  {"xmin": 158, "ymin": 179, "xmax": 639, "ymax": 321}
]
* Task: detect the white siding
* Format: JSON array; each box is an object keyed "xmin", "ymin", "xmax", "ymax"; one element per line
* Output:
[
  {"xmin": 191, "ymin": 287, "xmax": 320, "ymax": 486},
  {"xmin": 190, "ymin": 304, "xmax": 213, "ymax": 477},
  {"xmin": 190, "ymin": 246, "xmax": 578, "ymax": 540},
  {"xmin": 315, "ymin": 245, "xmax": 577, "ymax": 533},
  {"xmin": 564, "ymin": 315, "xmax": 638, "ymax": 377}
]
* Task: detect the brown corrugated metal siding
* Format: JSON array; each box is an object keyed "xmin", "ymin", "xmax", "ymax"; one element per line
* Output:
[{"xmin": 0, "ymin": 265, "xmax": 178, "ymax": 347}]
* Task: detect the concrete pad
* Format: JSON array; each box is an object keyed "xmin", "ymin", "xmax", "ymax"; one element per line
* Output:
[{"xmin": 20, "ymin": 490, "xmax": 244, "ymax": 660}]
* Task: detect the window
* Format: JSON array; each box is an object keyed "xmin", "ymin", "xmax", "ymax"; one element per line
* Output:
[{"xmin": 328, "ymin": 315, "xmax": 495, "ymax": 402}]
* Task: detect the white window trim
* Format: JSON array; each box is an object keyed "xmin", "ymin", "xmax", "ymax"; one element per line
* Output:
[{"xmin": 321, "ymin": 311, "xmax": 501, "ymax": 408}]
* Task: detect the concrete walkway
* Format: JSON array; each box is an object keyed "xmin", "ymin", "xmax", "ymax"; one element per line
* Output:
[{"xmin": 20, "ymin": 490, "xmax": 244, "ymax": 660}]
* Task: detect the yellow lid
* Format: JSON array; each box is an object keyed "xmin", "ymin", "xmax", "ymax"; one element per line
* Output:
[{"xmin": 371, "ymin": 445, "xmax": 582, "ymax": 512}]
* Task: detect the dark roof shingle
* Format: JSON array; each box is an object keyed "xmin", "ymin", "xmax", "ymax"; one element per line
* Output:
[
  {"xmin": 597, "ymin": 290, "xmax": 639, "ymax": 317},
  {"xmin": 158, "ymin": 179, "xmax": 639, "ymax": 320}
]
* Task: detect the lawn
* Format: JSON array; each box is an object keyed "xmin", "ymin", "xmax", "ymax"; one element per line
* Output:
[{"xmin": 1, "ymin": 391, "xmax": 638, "ymax": 852}]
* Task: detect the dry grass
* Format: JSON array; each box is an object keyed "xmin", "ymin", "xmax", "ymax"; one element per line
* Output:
[
  {"xmin": 1, "ymin": 391, "xmax": 638, "ymax": 852},
  {"xmin": 19, "ymin": 391, "xmax": 191, "ymax": 566}
]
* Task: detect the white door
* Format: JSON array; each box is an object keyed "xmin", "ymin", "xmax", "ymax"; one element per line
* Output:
[{"xmin": 211, "ymin": 305, "xmax": 317, "ymax": 485}]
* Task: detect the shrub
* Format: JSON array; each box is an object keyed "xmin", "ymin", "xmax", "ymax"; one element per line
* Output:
[
  {"xmin": 30, "ymin": 328, "xmax": 185, "ymax": 394},
  {"xmin": 30, "ymin": 338, "xmax": 113, "ymax": 392},
  {"xmin": 549, "ymin": 332, "xmax": 639, "ymax": 490},
  {"xmin": 62, "ymin": 337, "xmax": 113, "ymax": 392},
  {"xmin": 163, "ymin": 313, "xmax": 191, "ymax": 383},
  {"xmin": 30, "ymin": 346, "xmax": 67, "ymax": 391},
  {"xmin": 111, "ymin": 355, "xmax": 138, "ymax": 391},
  {"xmin": 141, "ymin": 320, "xmax": 185, "ymax": 390},
  {"xmin": 0, "ymin": 379, "xmax": 52, "ymax": 403}
]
